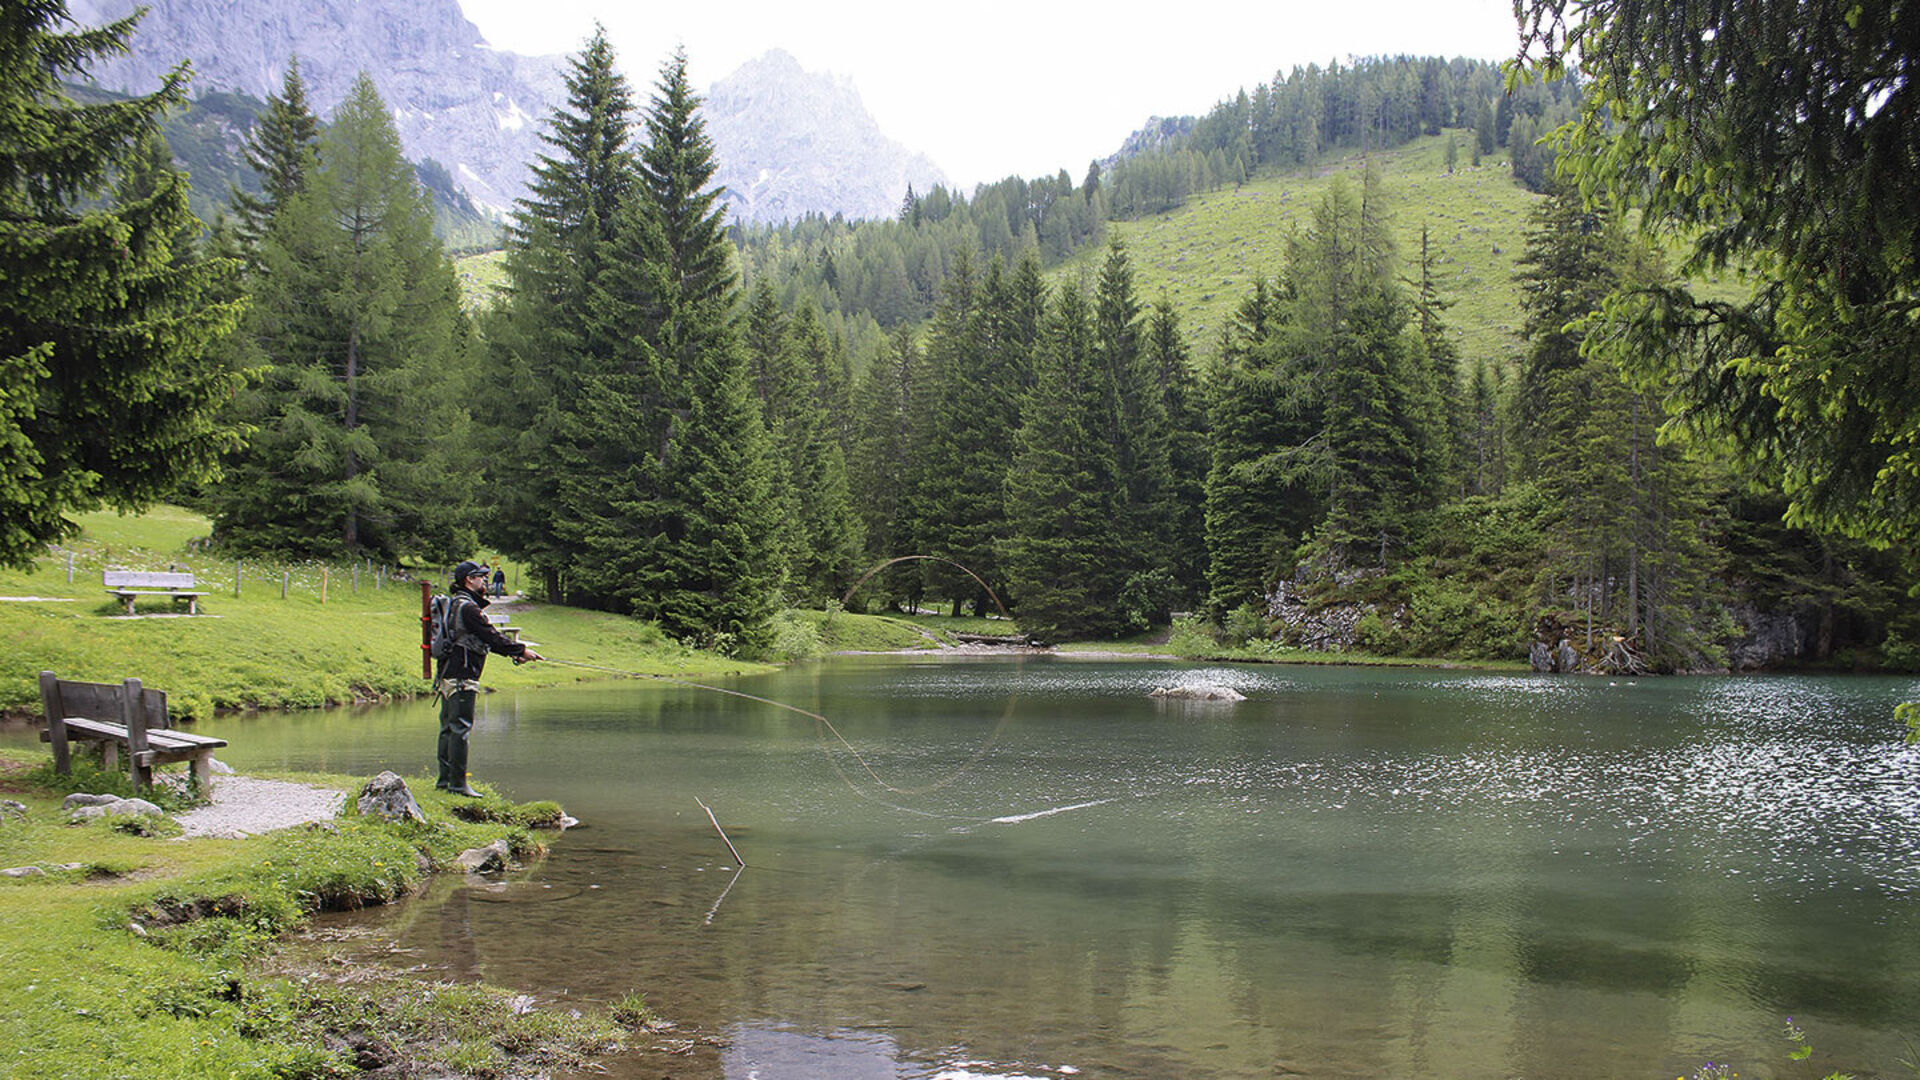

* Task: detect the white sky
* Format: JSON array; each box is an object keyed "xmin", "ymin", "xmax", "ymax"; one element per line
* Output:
[{"xmin": 456, "ymin": 0, "xmax": 1524, "ymax": 190}]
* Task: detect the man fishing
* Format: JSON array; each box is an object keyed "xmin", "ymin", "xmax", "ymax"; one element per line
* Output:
[{"xmin": 436, "ymin": 560, "xmax": 543, "ymax": 796}]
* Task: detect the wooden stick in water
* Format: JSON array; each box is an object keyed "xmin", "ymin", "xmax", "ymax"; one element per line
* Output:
[{"xmin": 694, "ymin": 797, "xmax": 745, "ymax": 867}]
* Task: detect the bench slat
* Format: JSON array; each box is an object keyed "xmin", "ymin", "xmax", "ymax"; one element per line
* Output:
[
  {"xmin": 50, "ymin": 717, "xmax": 226, "ymax": 752},
  {"xmin": 103, "ymin": 571, "xmax": 197, "ymax": 589}
]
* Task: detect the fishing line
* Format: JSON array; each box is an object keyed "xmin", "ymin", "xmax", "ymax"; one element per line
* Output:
[{"xmin": 532, "ymin": 556, "xmax": 1053, "ymax": 823}]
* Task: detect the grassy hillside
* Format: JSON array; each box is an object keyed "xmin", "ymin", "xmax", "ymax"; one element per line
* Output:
[{"xmin": 1065, "ymin": 130, "xmax": 1542, "ymax": 367}]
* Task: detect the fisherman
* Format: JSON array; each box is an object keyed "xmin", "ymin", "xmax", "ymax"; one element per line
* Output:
[{"xmin": 436, "ymin": 560, "xmax": 543, "ymax": 796}]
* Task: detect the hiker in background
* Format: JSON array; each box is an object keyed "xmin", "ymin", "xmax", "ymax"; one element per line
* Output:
[
  {"xmin": 435, "ymin": 560, "xmax": 541, "ymax": 796},
  {"xmin": 490, "ymin": 563, "xmax": 506, "ymax": 597}
]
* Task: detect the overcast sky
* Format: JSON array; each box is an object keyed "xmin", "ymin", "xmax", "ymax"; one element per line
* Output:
[{"xmin": 456, "ymin": 0, "xmax": 1525, "ymax": 190}]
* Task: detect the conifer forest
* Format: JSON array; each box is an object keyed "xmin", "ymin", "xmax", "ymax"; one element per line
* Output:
[{"xmin": 6, "ymin": 0, "xmax": 1917, "ymax": 672}]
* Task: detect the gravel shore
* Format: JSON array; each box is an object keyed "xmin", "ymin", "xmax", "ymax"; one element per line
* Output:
[{"xmin": 174, "ymin": 776, "xmax": 346, "ymax": 838}]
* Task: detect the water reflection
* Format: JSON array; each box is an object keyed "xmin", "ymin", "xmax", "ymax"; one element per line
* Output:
[{"xmin": 45, "ymin": 659, "xmax": 1916, "ymax": 1079}]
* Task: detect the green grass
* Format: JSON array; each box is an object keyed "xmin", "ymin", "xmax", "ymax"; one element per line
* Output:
[
  {"xmin": 2, "ymin": 506, "xmax": 771, "ymax": 724},
  {"xmin": 453, "ymin": 249, "xmax": 508, "ymax": 310},
  {"xmin": 1054, "ymin": 131, "xmax": 1540, "ymax": 367},
  {"xmin": 0, "ymin": 752, "xmax": 634, "ymax": 1080}
]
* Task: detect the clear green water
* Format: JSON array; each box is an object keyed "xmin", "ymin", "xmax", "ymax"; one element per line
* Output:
[{"xmin": 93, "ymin": 659, "xmax": 1920, "ymax": 1077}]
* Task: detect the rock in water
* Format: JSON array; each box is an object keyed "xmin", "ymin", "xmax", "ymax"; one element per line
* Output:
[
  {"xmin": 1149, "ymin": 685, "xmax": 1247, "ymax": 702},
  {"xmin": 456, "ymin": 839, "xmax": 513, "ymax": 874},
  {"xmin": 357, "ymin": 771, "xmax": 425, "ymax": 824}
]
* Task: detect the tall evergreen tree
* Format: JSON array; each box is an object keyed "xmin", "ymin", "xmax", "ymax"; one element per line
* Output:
[
  {"xmin": 486, "ymin": 26, "xmax": 639, "ymax": 597},
  {"xmin": 1146, "ymin": 295, "xmax": 1209, "ymax": 605},
  {"xmin": 632, "ymin": 49, "xmax": 781, "ymax": 647},
  {"xmin": 213, "ymin": 74, "xmax": 474, "ymax": 558},
  {"xmin": 1093, "ymin": 240, "xmax": 1181, "ymax": 623},
  {"xmin": 1519, "ymin": 0, "xmax": 1920, "ymax": 546},
  {"xmin": 1002, "ymin": 283, "xmax": 1128, "ymax": 641},
  {"xmin": 1514, "ymin": 187, "xmax": 1726, "ymax": 666},
  {"xmin": 847, "ymin": 328, "xmax": 921, "ymax": 610},
  {"xmin": 0, "ymin": 1, "xmax": 247, "ymax": 568},
  {"xmin": 228, "ymin": 56, "xmax": 319, "ymax": 252},
  {"xmin": 1203, "ymin": 280, "xmax": 1301, "ymax": 616},
  {"xmin": 912, "ymin": 250, "xmax": 1018, "ymax": 614}
]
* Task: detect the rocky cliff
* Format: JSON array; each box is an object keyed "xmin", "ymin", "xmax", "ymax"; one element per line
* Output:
[
  {"xmin": 705, "ymin": 50, "xmax": 948, "ymax": 225},
  {"xmin": 68, "ymin": 0, "xmax": 564, "ymax": 212},
  {"xmin": 65, "ymin": 1, "xmax": 947, "ymax": 224}
]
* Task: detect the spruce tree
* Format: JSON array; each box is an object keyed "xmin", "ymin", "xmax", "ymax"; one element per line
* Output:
[
  {"xmin": 0, "ymin": 1, "xmax": 247, "ymax": 568},
  {"xmin": 912, "ymin": 250, "xmax": 1016, "ymax": 614},
  {"xmin": 228, "ymin": 56, "xmax": 319, "ymax": 252},
  {"xmin": 633, "ymin": 49, "xmax": 780, "ymax": 647},
  {"xmin": 487, "ymin": 26, "xmax": 639, "ymax": 597},
  {"xmin": 1146, "ymin": 296, "xmax": 1209, "ymax": 606},
  {"xmin": 212, "ymin": 74, "xmax": 474, "ymax": 559},
  {"xmin": 1001, "ymin": 283, "xmax": 1128, "ymax": 641}
]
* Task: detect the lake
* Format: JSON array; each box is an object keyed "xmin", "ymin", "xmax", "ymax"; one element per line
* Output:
[{"xmin": 81, "ymin": 657, "xmax": 1920, "ymax": 1077}]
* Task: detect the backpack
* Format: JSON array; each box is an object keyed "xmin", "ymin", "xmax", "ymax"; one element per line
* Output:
[{"xmin": 428, "ymin": 593, "xmax": 476, "ymax": 661}]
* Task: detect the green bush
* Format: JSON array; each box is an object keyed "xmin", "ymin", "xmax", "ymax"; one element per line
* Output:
[
  {"xmin": 1222, "ymin": 602, "xmax": 1269, "ymax": 646},
  {"xmin": 1166, "ymin": 616, "xmax": 1219, "ymax": 658}
]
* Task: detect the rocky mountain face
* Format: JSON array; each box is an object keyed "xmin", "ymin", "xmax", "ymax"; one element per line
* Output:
[
  {"xmin": 68, "ymin": 0, "xmax": 565, "ymax": 212},
  {"xmin": 66, "ymin": 1, "xmax": 948, "ymax": 225},
  {"xmin": 705, "ymin": 50, "xmax": 947, "ymax": 225}
]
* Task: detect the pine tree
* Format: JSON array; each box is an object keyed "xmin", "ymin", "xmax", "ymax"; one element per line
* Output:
[
  {"xmin": 1514, "ymin": 187, "xmax": 1727, "ymax": 667},
  {"xmin": 0, "ymin": 1, "xmax": 247, "ymax": 568},
  {"xmin": 1093, "ymin": 240, "xmax": 1180, "ymax": 624},
  {"xmin": 1519, "ymin": 0, "xmax": 1920, "ymax": 546},
  {"xmin": 213, "ymin": 74, "xmax": 474, "ymax": 559},
  {"xmin": 486, "ymin": 26, "xmax": 639, "ymax": 597},
  {"xmin": 1203, "ymin": 280, "xmax": 1302, "ymax": 616},
  {"xmin": 912, "ymin": 250, "xmax": 1016, "ymax": 614},
  {"xmin": 633, "ymin": 49, "xmax": 780, "ymax": 647},
  {"xmin": 228, "ymin": 56, "xmax": 319, "ymax": 252},
  {"xmin": 1146, "ymin": 296, "xmax": 1209, "ymax": 606},
  {"xmin": 846, "ymin": 328, "xmax": 921, "ymax": 610},
  {"xmin": 1001, "ymin": 283, "xmax": 1127, "ymax": 641}
]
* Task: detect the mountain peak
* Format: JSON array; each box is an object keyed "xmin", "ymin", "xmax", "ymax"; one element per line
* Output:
[{"xmin": 705, "ymin": 50, "xmax": 948, "ymax": 225}]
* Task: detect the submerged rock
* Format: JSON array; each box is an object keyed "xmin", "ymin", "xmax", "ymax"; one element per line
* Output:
[{"xmin": 1149, "ymin": 684, "xmax": 1247, "ymax": 702}]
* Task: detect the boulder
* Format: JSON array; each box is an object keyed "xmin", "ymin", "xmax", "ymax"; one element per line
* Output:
[
  {"xmin": 357, "ymin": 771, "xmax": 425, "ymax": 825},
  {"xmin": 0, "ymin": 799, "xmax": 26, "ymax": 821},
  {"xmin": 456, "ymin": 838, "xmax": 512, "ymax": 874},
  {"xmin": 64, "ymin": 794, "xmax": 164, "ymax": 824},
  {"xmin": 1149, "ymin": 684, "xmax": 1248, "ymax": 702}
]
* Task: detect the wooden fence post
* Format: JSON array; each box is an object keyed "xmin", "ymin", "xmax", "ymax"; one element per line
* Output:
[
  {"xmin": 282, "ymin": 571, "xmax": 289, "ymax": 600},
  {"xmin": 235, "ymin": 559, "xmax": 243, "ymax": 598}
]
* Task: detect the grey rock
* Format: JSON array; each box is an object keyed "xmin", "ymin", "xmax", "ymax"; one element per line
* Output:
[
  {"xmin": 108, "ymin": 798, "xmax": 164, "ymax": 818},
  {"xmin": 357, "ymin": 771, "xmax": 426, "ymax": 825},
  {"xmin": 456, "ymin": 839, "xmax": 513, "ymax": 874},
  {"xmin": 705, "ymin": 50, "xmax": 948, "ymax": 224},
  {"xmin": 0, "ymin": 800, "xmax": 26, "ymax": 819},
  {"xmin": 63, "ymin": 793, "xmax": 120, "ymax": 809},
  {"xmin": 1149, "ymin": 684, "xmax": 1247, "ymax": 701},
  {"xmin": 1529, "ymin": 641, "xmax": 1553, "ymax": 672},
  {"xmin": 1727, "ymin": 606, "xmax": 1812, "ymax": 670},
  {"xmin": 66, "ymin": 5, "xmax": 946, "ymax": 225}
]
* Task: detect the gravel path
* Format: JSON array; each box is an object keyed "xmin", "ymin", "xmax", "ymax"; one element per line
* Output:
[{"xmin": 175, "ymin": 776, "xmax": 346, "ymax": 838}]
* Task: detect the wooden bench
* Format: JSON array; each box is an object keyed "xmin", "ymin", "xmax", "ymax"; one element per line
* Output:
[
  {"xmin": 103, "ymin": 569, "xmax": 206, "ymax": 615},
  {"xmin": 38, "ymin": 671, "xmax": 227, "ymax": 790},
  {"xmin": 486, "ymin": 610, "xmax": 523, "ymax": 643}
]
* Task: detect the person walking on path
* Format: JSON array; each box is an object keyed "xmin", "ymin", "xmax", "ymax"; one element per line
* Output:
[
  {"xmin": 490, "ymin": 563, "xmax": 506, "ymax": 597},
  {"xmin": 436, "ymin": 560, "xmax": 542, "ymax": 796}
]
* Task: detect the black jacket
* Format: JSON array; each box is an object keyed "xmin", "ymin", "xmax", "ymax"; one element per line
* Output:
[{"xmin": 435, "ymin": 587, "xmax": 526, "ymax": 682}]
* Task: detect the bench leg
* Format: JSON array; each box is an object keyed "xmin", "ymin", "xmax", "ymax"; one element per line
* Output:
[
  {"xmin": 187, "ymin": 596, "xmax": 198, "ymax": 615},
  {"xmin": 101, "ymin": 742, "xmax": 119, "ymax": 773},
  {"xmin": 191, "ymin": 753, "xmax": 212, "ymax": 792},
  {"xmin": 123, "ymin": 595, "xmax": 136, "ymax": 616}
]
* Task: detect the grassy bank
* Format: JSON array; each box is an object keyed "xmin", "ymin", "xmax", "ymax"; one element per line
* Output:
[
  {"xmin": 0, "ymin": 506, "xmax": 935, "ymax": 723},
  {"xmin": 0, "ymin": 752, "xmax": 648, "ymax": 1079}
]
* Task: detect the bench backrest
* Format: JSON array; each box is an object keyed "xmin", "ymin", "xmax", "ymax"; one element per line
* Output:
[
  {"xmin": 103, "ymin": 569, "xmax": 196, "ymax": 589},
  {"xmin": 38, "ymin": 672, "xmax": 171, "ymax": 731}
]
